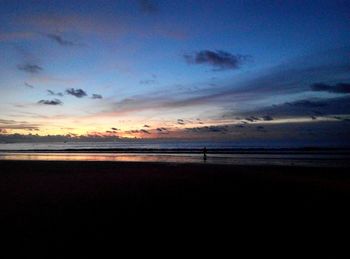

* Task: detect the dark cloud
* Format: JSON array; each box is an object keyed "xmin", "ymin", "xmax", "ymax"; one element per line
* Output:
[
  {"xmin": 24, "ymin": 82, "xmax": 34, "ymax": 89},
  {"xmin": 186, "ymin": 125, "xmax": 228, "ymax": 134},
  {"xmin": 91, "ymin": 94, "xmax": 103, "ymax": 99},
  {"xmin": 287, "ymin": 100, "xmax": 327, "ymax": 108},
  {"xmin": 138, "ymin": 0, "xmax": 158, "ymax": 14},
  {"xmin": 140, "ymin": 129, "xmax": 150, "ymax": 134},
  {"xmin": 66, "ymin": 88, "xmax": 87, "ymax": 98},
  {"xmin": 111, "ymin": 127, "xmax": 119, "ymax": 131},
  {"xmin": 47, "ymin": 90, "xmax": 64, "ymax": 97},
  {"xmin": 248, "ymin": 96, "xmax": 350, "ymax": 118},
  {"xmin": 311, "ymin": 82, "xmax": 350, "ymax": 94},
  {"xmin": 184, "ymin": 50, "xmax": 249, "ymax": 70},
  {"xmin": 156, "ymin": 127, "xmax": 168, "ymax": 133},
  {"xmin": 38, "ymin": 99, "xmax": 63, "ymax": 105},
  {"xmin": 177, "ymin": 119, "xmax": 185, "ymax": 125},
  {"xmin": 245, "ymin": 116, "xmax": 260, "ymax": 122},
  {"xmin": 143, "ymin": 125, "xmax": 150, "ymax": 128},
  {"xmin": 45, "ymin": 33, "xmax": 78, "ymax": 46},
  {"xmin": 17, "ymin": 63, "xmax": 42, "ymax": 73},
  {"xmin": 262, "ymin": 115, "xmax": 274, "ymax": 121}
]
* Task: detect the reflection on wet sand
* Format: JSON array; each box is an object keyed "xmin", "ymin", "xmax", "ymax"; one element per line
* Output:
[{"xmin": 0, "ymin": 153, "xmax": 201, "ymax": 163}]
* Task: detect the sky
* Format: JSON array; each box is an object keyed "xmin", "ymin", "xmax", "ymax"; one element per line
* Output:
[{"xmin": 0, "ymin": 0, "xmax": 350, "ymax": 145}]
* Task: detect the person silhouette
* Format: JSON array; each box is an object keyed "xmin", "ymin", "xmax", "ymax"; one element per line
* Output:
[{"xmin": 203, "ymin": 146, "xmax": 207, "ymax": 161}]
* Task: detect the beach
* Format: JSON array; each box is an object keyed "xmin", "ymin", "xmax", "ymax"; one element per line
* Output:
[{"xmin": 1, "ymin": 160, "xmax": 349, "ymax": 256}]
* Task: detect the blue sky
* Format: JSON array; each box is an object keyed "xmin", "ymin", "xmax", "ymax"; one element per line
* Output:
[{"xmin": 0, "ymin": 0, "xmax": 350, "ymax": 145}]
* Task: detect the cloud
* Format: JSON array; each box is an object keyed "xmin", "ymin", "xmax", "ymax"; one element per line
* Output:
[
  {"xmin": 0, "ymin": 119, "xmax": 40, "ymax": 131},
  {"xmin": 66, "ymin": 88, "xmax": 87, "ymax": 98},
  {"xmin": 87, "ymin": 47, "xmax": 350, "ymax": 118},
  {"xmin": 156, "ymin": 127, "xmax": 168, "ymax": 134},
  {"xmin": 91, "ymin": 94, "xmax": 103, "ymax": 99},
  {"xmin": 262, "ymin": 115, "xmax": 274, "ymax": 121},
  {"xmin": 245, "ymin": 116, "xmax": 260, "ymax": 122},
  {"xmin": 17, "ymin": 63, "xmax": 42, "ymax": 73},
  {"xmin": 140, "ymin": 79, "xmax": 157, "ymax": 85},
  {"xmin": 311, "ymin": 82, "xmax": 350, "ymax": 94},
  {"xmin": 177, "ymin": 119, "xmax": 185, "ymax": 125},
  {"xmin": 140, "ymin": 129, "xmax": 150, "ymax": 134},
  {"xmin": 24, "ymin": 82, "xmax": 34, "ymax": 89},
  {"xmin": 47, "ymin": 90, "xmax": 64, "ymax": 97},
  {"xmin": 248, "ymin": 96, "xmax": 350, "ymax": 118},
  {"xmin": 184, "ymin": 50, "xmax": 249, "ymax": 70},
  {"xmin": 287, "ymin": 100, "xmax": 327, "ymax": 108},
  {"xmin": 38, "ymin": 99, "xmax": 63, "ymax": 105},
  {"xmin": 45, "ymin": 33, "xmax": 79, "ymax": 46},
  {"xmin": 138, "ymin": 0, "xmax": 158, "ymax": 14},
  {"xmin": 143, "ymin": 125, "xmax": 150, "ymax": 128},
  {"xmin": 111, "ymin": 127, "xmax": 119, "ymax": 131},
  {"xmin": 186, "ymin": 125, "xmax": 229, "ymax": 134}
]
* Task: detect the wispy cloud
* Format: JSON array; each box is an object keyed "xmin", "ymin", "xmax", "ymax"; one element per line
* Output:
[
  {"xmin": 47, "ymin": 90, "xmax": 64, "ymax": 97},
  {"xmin": 140, "ymin": 129, "xmax": 151, "ymax": 134},
  {"xmin": 311, "ymin": 82, "xmax": 350, "ymax": 94},
  {"xmin": 45, "ymin": 33, "xmax": 80, "ymax": 47},
  {"xmin": 243, "ymin": 96, "xmax": 350, "ymax": 118},
  {"xmin": 184, "ymin": 50, "xmax": 249, "ymax": 71},
  {"xmin": 0, "ymin": 119, "xmax": 40, "ymax": 131},
  {"xmin": 24, "ymin": 82, "xmax": 34, "ymax": 89},
  {"xmin": 140, "ymin": 79, "xmax": 157, "ymax": 85},
  {"xmin": 38, "ymin": 99, "xmax": 63, "ymax": 105},
  {"xmin": 17, "ymin": 63, "xmax": 42, "ymax": 73},
  {"xmin": 91, "ymin": 94, "xmax": 103, "ymax": 99},
  {"xmin": 66, "ymin": 88, "xmax": 87, "ymax": 98}
]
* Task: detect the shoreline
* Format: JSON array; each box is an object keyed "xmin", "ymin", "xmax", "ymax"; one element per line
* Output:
[{"xmin": 1, "ymin": 146, "xmax": 350, "ymax": 154}]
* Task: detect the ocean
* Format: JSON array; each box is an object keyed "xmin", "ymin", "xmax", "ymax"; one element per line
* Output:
[{"xmin": 0, "ymin": 140, "xmax": 349, "ymax": 167}]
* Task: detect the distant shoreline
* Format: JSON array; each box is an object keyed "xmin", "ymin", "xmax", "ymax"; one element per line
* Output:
[{"xmin": 1, "ymin": 147, "xmax": 350, "ymax": 154}]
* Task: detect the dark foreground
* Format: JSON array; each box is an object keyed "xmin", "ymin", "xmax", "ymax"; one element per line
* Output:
[{"xmin": 1, "ymin": 160, "xmax": 349, "ymax": 257}]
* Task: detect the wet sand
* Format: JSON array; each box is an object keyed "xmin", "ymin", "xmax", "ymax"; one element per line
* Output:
[{"xmin": 1, "ymin": 160, "xmax": 349, "ymax": 256}]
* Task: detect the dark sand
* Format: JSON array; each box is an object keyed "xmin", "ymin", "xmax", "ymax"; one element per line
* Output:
[{"xmin": 1, "ymin": 160, "xmax": 349, "ymax": 256}]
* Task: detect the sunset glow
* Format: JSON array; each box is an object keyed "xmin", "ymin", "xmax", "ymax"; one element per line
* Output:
[{"xmin": 1, "ymin": 1, "xmax": 350, "ymax": 146}]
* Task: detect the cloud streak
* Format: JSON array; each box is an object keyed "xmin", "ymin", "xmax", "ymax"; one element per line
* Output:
[
  {"xmin": 24, "ymin": 82, "xmax": 34, "ymax": 89},
  {"xmin": 45, "ymin": 33, "xmax": 80, "ymax": 46},
  {"xmin": 38, "ymin": 99, "xmax": 63, "ymax": 105},
  {"xmin": 0, "ymin": 119, "xmax": 40, "ymax": 131},
  {"xmin": 17, "ymin": 63, "xmax": 42, "ymax": 73},
  {"xmin": 184, "ymin": 50, "xmax": 249, "ymax": 70},
  {"xmin": 47, "ymin": 90, "xmax": 64, "ymax": 97},
  {"xmin": 311, "ymin": 82, "xmax": 350, "ymax": 94}
]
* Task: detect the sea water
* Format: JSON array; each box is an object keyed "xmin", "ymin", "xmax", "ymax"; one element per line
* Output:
[{"xmin": 0, "ymin": 140, "xmax": 349, "ymax": 167}]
